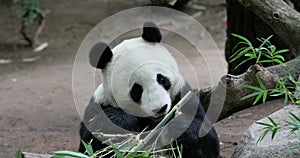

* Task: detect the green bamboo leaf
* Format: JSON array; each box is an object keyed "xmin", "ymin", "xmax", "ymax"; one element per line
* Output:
[
  {"xmin": 273, "ymin": 59, "xmax": 286, "ymax": 67},
  {"xmin": 256, "ymin": 52, "xmax": 262, "ymax": 63},
  {"xmin": 232, "ymin": 33, "xmax": 253, "ymax": 46},
  {"xmin": 244, "ymin": 84, "xmax": 262, "ymax": 91},
  {"xmin": 258, "ymin": 35, "xmax": 273, "ymax": 51},
  {"xmin": 245, "ymin": 53, "xmax": 256, "ymax": 58},
  {"xmin": 230, "ymin": 47, "xmax": 252, "ymax": 63},
  {"xmin": 17, "ymin": 149, "xmax": 22, "ymax": 158},
  {"xmin": 269, "ymin": 45, "xmax": 276, "ymax": 53},
  {"xmin": 267, "ymin": 116, "xmax": 278, "ymax": 126},
  {"xmin": 234, "ymin": 58, "xmax": 253, "ymax": 70},
  {"xmin": 53, "ymin": 151, "xmax": 89, "ymax": 158},
  {"xmin": 241, "ymin": 92, "xmax": 261, "ymax": 100},
  {"xmin": 260, "ymin": 60, "xmax": 274, "ymax": 63},
  {"xmin": 270, "ymin": 92, "xmax": 284, "ymax": 97},
  {"xmin": 253, "ymin": 92, "xmax": 264, "ymax": 105},
  {"xmin": 271, "ymin": 127, "xmax": 280, "ymax": 140},
  {"xmin": 274, "ymin": 55, "xmax": 285, "ymax": 61},
  {"xmin": 256, "ymin": 75, "xmax": 266, "ymax": 90},
  {"xmin": 81, "ymin": 140, "xmax": 94, "ymax": 156},
  {"xmin": 288, "ymin": 94, "xmax": 295, "ymax": 104},
  {"xmin": 256, "ymin": 121, "xmax": 273, "ymax": 127},
  {"xmin": 230, "ymin": 46, "xmax": 247, "ymax": 60},
  {"xmin": 257, "ymin": 129, "xmax": 270, "ymax": 143},
  {"xmin": 289, "ymin": 145, "xmax": 300, "ymax": 150},
  {"xmin": 285, "ymin": 120, "xmax": 300, "ymax": 130},
  {"xmin": 273, "ymin": 49, "xmax": 289, "ymax": 55},
  {"xmin": 284, "ymin": 94, "xmax": 289, "ymax": 106},
  {"xmin": 288, "ymin": 75, "xmax": 296, "ymax": 83},
  {"xmin": 289, "ymin": 112, "xmax": 300, "ymax": 122},
  {"xmin": 109, "ymin": 141, "xmax": 125, "ymax": 158},
  {"xmin": 263, "ymin": 90, "xmax": 268, "ymax": 103},
  {"xmin": 261, "ymin": 52, "xmax": 272, "ymax": 59}
]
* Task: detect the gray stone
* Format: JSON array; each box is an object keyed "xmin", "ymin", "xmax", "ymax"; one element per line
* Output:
[
  {"xmin": 232, "ymin": 105, "xmax": 300, "ymax": 158},
  {"xmin": 192, "ymin": 0, "xmax": 225, "ymax": 6}
]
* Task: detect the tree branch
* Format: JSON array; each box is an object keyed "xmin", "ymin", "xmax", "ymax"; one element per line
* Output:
[
  {"xmin": 238, "ymin": 0, "xmax": 300, "ymax": 54},
  {"xmin": 200, "ymin": 57, "xmax": 300, "ymax": 121}
]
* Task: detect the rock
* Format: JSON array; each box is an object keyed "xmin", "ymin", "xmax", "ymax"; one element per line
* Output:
[
  {"xmin": 192, "ymin": 0, "xmax": 225, "ymax": 6},
  {"xmin": 232, "ymin": 105, "xmax": 300, "ymax": 158}
]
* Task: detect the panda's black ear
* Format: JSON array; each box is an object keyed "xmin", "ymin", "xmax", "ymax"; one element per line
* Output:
[
  {"xmin": 89, "ymin": 42, "xmax": 113, "ymax": 69},
  {"xmin": 142, "ymin": 21, "xmax": 162, "ymax": 43}
]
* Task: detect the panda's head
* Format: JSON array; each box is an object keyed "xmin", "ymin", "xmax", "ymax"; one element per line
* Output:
[{"xmin": 90, "ymin": 22, "xmax": 184, "ymax": 121}]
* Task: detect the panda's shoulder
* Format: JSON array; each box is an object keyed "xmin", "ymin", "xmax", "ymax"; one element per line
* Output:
[{"xmin": 93, "ymin": 84, "xmax": 105, "ymax": 104}]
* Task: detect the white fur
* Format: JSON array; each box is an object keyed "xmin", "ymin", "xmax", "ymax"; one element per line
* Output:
[{"xmin": 94, "ymin": 37, "xmax": 185, "ymax": 117}]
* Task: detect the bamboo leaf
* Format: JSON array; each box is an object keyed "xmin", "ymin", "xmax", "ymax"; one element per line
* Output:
[
  {"xmin": 273, "ymin": 59, "xmax": 286, "ymax": 67},
  {"xmin": 273, "ymin": 49, "xmax": 289, "ymax": 55},
  {"xmin": 257, "ymin": 129, "xmax": 270, "ymax": 143},
  {"xmin": 263, "ymin": 90, "xmax": 268, "ymax": 103},
  {"xmin": 256, "ymin": 75, "xmax": 266, "ymax": 90},
  {"xmin": 256, "ymin": 121, "xmax": 273, "ymax": 127},
  {"xmin": 288, "ymin": 114, "xmax": 298, "ymax": 122},
  {"xmin": 253, "ymin": 92, "xmax": 263, "ymax": 105},
  {"xmin": 244, "ymin": 84, "xmax": 262, "ymax": 91},
  {"xmin": 271, "ymin": 127, "xmax": 280, "ymax": 140},
  {"xmin": 109, "ymin": 141, "xmax": 125, "ymax": 158},
  {"xmin": 241, "ymin": 92, "xmax": 261, "ymax": 100},
  {"xmin": 17, "ymin": 149, "xmax": 22, "ymax": 158},
  {"xmin": 230, "ymin": 47, "xmax": 252, "ymax": 63},
  {"xmin": 234, "ymin": 58, "xmax": 253, "ymax": 70},
  {"xmin": 258, "ymin": 35, "xmax": 273, "ymax": 51},
  {"xmin": 260, "ymin": 60, "xmax": 274, "ymax": 63},
  {"xmin": 81, "ymin": 140, "xmax": 94, "ymax": 156},
  {"xmin": 267, "ymin": 116, "xmax": 278, "ymax": 127},
  {"xmin": 274, "ymin": 55, "xmax": 285, "ymax": 61},
  {"xmin": 53, "ymin": 151, "xmax": 89, "ymax": 158},
  {"xmin": 232, "ymin": 33, "xmax": 253, "ymax": 46}
]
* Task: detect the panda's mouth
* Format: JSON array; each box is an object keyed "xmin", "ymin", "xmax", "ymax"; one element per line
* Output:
[{"xmin": 151, "ymin": 114, "xmax": 166, "ymax": 122}]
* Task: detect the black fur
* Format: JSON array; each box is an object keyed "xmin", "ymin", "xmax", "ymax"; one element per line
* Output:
[
  {"xmin": 79, "ymin": 83, "xmax": 221, "ymax": 158},
  {"xmin": 142, "ymin": 21, "xmax": 162, "ymax": 43},
  {"xmin": 157, "ymin": 73, "xmax": 171, "ymax": 90},
  {"xmin": 89, "ymin": 42, "xmax": 113, "ymax": 69}
]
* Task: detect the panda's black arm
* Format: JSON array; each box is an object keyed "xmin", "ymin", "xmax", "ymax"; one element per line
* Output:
[
  {"xmin": 172, "ymin": 93, "xmax": 221, "ymax": 158},
  {"xmin": 175, "ymin": 115, "xmax": 221, "ymax": 158},
  {"xmin": 79, "ymin": 99, "xmax": 140, "ymax": 153}
]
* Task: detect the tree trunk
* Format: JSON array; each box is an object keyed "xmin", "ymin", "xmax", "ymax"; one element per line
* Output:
[
  {"xmin": 225, "ymin": 0, "xmax": 300, "ymax": 75},
  {"xmin": 199, "ymin": 57, "xmax": 300, "ymax": 121}
]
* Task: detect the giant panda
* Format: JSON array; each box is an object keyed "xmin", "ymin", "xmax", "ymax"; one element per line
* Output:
[{"xmin": 79, "ymin": 21, "xmax": 221, "ymax": 158}]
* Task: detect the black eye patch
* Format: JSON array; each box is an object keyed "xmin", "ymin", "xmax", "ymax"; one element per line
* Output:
[
  {"xmin": 157, "ymin": 74, "xmax": 171, "ymax": 90},
  {"xmin": 130, "ymin": 83, "xmax": 143, "ymax": 103}
]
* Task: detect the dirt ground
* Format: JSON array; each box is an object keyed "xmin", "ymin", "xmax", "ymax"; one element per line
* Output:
[{"xmin": 0, "ymin": 1, "xmax": 285, "ymax": 157}]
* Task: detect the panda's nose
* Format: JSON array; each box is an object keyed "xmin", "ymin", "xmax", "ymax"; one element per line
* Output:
[{"xmin": 153, "ymin": 104, "xmax": 168, "ymax": 114}]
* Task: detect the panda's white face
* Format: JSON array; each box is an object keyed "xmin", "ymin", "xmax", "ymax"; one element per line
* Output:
[
  {"xmin": 90, "ymin": 22, "xmax": 184, "ymax": 120},
  {"xmin": 101, "ymin": 37, "xmax": 184, "ymax": 119}
]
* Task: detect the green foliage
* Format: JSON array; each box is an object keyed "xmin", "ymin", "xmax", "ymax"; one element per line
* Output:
[
  {"xmin": 229, "ymin": 34, "xmax": 288, "ymax": 70},
  {"xmin": 255, "ymin": 112, "xmax": 300, "ymax": 150},
  {"xmin": 11, "ymin": 149, "xmax": 22, "ymax": 158},
  {"xmin": 16, "ymin": 0, "xmax": 43, "ymax": 26},
  {"xmin": 285, "ymin": 112, "xmax": 300, "ymax": 149},
  {"xmin": 52, "ymin": 151, "xmax": 89, "ymax": 158},
  {"xmin": 256, "ymin": 116, "xmax": 280, "ymax": 143},
  {"xmin": 242, "ymin": 75, "xmax": 269, "ymax": 105},
  {"xmin": 242, "ymin": 69, "xmax": 300, "ymax": 106},
  {"xmin": 270, "ymin": 73, "xmax": 300, "ymax": 106},
  {"xmin": 231, "ymin": 34, "xmax": 299, "ymax": 106},
  {"xmin": 51, "ymin": 139, "xmax": 181, "ymax": 158}
]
